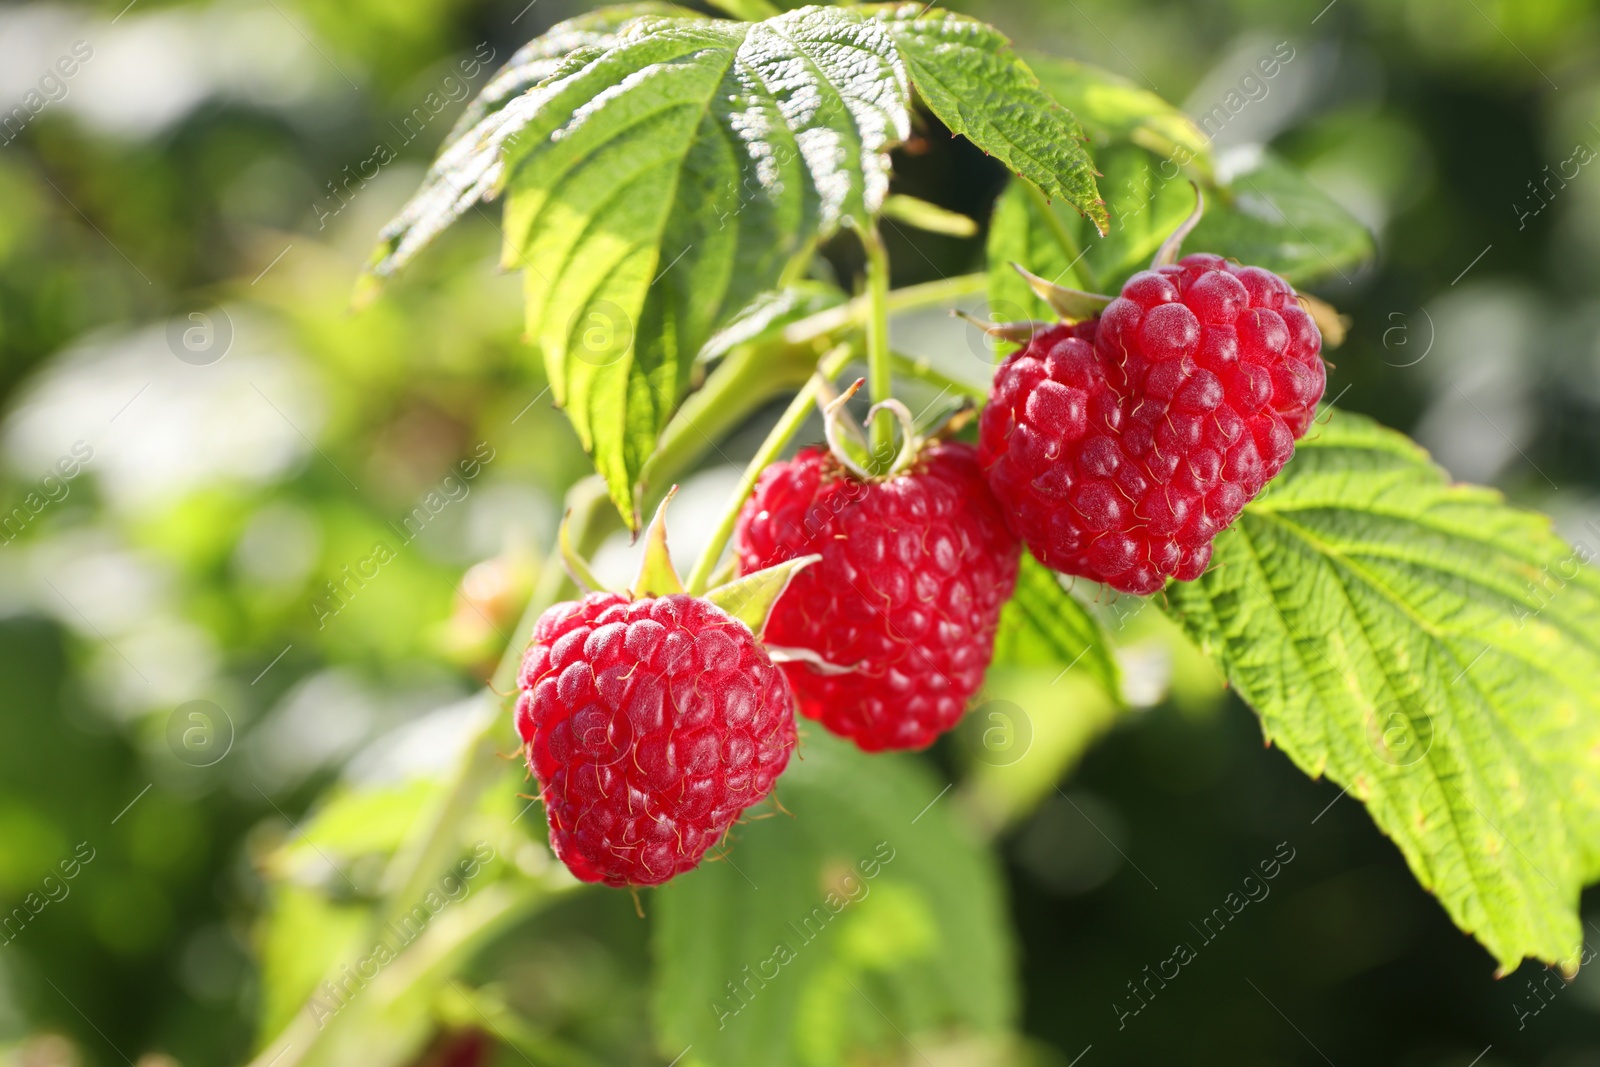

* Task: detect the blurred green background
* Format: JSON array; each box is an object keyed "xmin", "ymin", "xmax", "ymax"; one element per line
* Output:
[{"xmin": 3, "ymin": 0, "xmax": 1600, "ymax": 1064}]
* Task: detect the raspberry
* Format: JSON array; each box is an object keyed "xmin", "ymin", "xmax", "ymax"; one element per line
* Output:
[
  {"xmin": 514, "ymin": 592, "xmax": 796, "ymax": 886},
  {"xmin": 733, "ymin": 442, "xmax": 1020, "ymax": 751},
  {"xmin": 979, "ymin": 255, "xmax": 1324, "ymax": 595}
]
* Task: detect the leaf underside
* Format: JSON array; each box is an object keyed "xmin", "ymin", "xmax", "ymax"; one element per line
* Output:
[{"xmin": 1162, "ymin": 409, "xmax": 1600, "ymax": 972}]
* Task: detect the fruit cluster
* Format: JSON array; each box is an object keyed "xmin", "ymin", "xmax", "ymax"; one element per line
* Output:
[{"xmin": 514, "ymin": 247, "xmax": 1324, "ymax": 887}]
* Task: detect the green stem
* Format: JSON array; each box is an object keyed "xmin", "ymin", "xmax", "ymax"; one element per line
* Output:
[
  {"xmin": 1026, "ymin": 181, "xmax": 1096, "ymax": 292},
  {"xmin": 859, "ymin": 224, "xmax": 894, "ymax": 466},
  {"xmin": 781, "ymin": 272, "xmax": 987, "ymax": 350},
  {"xmin": 248, "ymin": 883, "xmax": 559, "ymax": 1067},
  {"xmin": 684, "ymin": 344, "xmax": 855, "ymax": 595},
  {"xmin": 639, "ymin": 343, "xmax": 818, "ymax": 505}
]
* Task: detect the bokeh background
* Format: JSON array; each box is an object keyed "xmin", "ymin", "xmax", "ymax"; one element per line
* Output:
[{"xmin": 2, "ymin": 0, "xmax": 1599, "ymax": 1064}]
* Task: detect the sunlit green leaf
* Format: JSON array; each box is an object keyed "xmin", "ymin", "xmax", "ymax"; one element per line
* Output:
[
  {"xmin": 1163, "ymin": 409, "xmax": 1600, "ymax": 973},
  {"xmin": 870, "ymin": 4, "xmax": 1108, "ymax": 234},
  {"xmin": 373, "ymin": 6, "xmax": 913, "ymax": 525}
]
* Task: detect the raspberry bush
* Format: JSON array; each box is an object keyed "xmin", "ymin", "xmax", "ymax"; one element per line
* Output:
[{"xmin": 244, "ymin": 4, "xmax": 1600, "ymax": 1066}]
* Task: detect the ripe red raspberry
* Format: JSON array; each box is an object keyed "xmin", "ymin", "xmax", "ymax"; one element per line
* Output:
[
  {"xmin": 514, "ymin": 592, "xmax": 795, "ymax": 886},
  {"xmin": 733, "ymin": 442, "xmax": 1020, "ymax": 751},
  {"xmin": 979, "ymin": 255, "xmax": 1324, "ymax": 595}
]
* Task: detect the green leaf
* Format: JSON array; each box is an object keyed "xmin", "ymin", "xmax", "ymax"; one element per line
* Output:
[
  {"xmin": 987, "ymin": 144, "xmax": 1373, "ymax": 324},
  {"xmin": 1190, "ymin": 149, "xmax": 1375, "ymax": 287},
  {"xmin": 869, "ymin": 4, "xmax": 1108, "ymax": 234},
  {"xmin": 369, "ymin": 5, "xmax": 695, "ymax": 279},
  {"xmin": 633, "ymin": 488, "xmax": 685, "ymax": 597},
  {"xmin": 373, "ymin": 5, "xmax": 914, "ymax": 526},
  {"xmin": 653, "ymin": 730, "xmax": 1014, "ymax": 1067},
  {"xmin": 981, "ymin": 56, "xmax": 1209, "ymax": 306},
  {"xmin": 985, "ymin": 178, "xmax": 1087, "ymax": 325},
  {"xmin": 704, "ymin": 554, "xmax": 821, "ymax": 636},
  {"xmin": 1162, "ymin": 409, "xmax": 1600, "ymax": 973},
  {"xmin": 264, "ymin": 781, "xmax": 437, "ymax": 882},
  {"xmin": 1026, "ymin": 55, "xmax": 1212, "ymax": 177},
  {"xmin": 994, "ymin": 555, "xmax": 1121, "ymax": 702},
  {"xmin": 444, "ymin": 5, "xmax": 693, "ymax": 144},
  {"xmin": 986, "ymin": 145, "xmax": 1194, "ymax": 318},
  {"xmin": 1022, "ymin": 59, "xmax": 1373, "ymax": 286}
]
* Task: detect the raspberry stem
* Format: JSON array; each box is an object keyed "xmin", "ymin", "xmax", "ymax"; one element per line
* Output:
[
  {"xmin": 684, "ymin": 343, "xmax": 857, "ymax": 594},
  {"xmin": 1150, "ymin": 181, "xmax": 1204, "ymax": 267},
  {"xmin": 860, "ymin": 222, "xmax": 895, "ymax": 468},
  {"xmin": 781, "ymin": 272, "xmax": 987, "ymax": 345},
  {"xmin": 865, "ymin": 399, "xmax": 920, "ymax": 474}
]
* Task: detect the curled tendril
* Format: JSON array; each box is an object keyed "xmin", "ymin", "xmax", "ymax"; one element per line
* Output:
[
  {"xmin": 1151, "ymin": 181, "xmax": 1205, "ymax": 268},
  {"xmin": 820, "ymin": 380, "xmax": 921, "ymax": 480},
  {"xmin": 864, "ymin": 398, "xmax": 920, "ymax": 477},
  {"xmin": 822, "ymin": 379, "xmax": 874, "ymax": 480}
]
